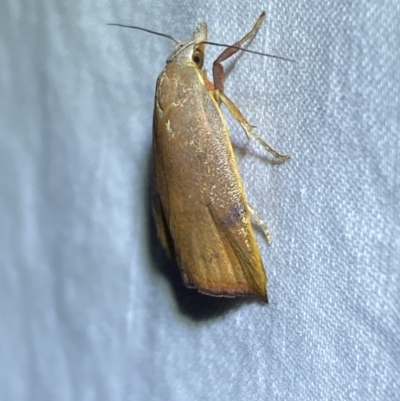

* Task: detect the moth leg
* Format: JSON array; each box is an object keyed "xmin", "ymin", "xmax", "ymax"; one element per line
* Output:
[
  {"xmin": 213, "ymin": 12, "xmax": 266, "ymax": 93},
  {"xmin": 216, "ymin": 90, "xmax": 290, "ymax": 161},
  {"xmin": 247, "ymin": 204, "xmax": 273, "ymax": 245}
]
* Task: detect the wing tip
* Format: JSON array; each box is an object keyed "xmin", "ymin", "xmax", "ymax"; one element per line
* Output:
[
  {"xmin": 197, "ymin": 286, "xmax": 268, "ymax": 303},
  {"xmin": 179, "ymin": 255, "xmax": 269, "ymax": 303}
]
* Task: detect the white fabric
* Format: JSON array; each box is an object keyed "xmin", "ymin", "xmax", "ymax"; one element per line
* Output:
[{"xmin": 1, "ymin": 1, "xmax": 399, "ymax": 400}]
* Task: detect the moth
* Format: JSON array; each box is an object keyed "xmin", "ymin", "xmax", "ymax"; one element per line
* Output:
[{"xmin": 109, "ymin": 12, "xmax": 291, "ymax": 301}]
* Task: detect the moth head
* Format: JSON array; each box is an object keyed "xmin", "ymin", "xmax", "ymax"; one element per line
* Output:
[{"xmin": 166, "ymin": 22, "xmax": 208, "ymax": 68}]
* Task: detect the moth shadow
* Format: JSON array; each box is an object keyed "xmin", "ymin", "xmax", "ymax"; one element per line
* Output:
[{"xmin": 145, "ymin": 154, "xmax": 256, "ymax": 321}]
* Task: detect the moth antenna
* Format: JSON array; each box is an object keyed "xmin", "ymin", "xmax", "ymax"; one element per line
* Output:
[
  {"xmin": 201, "ymin": 41, "xmax": 296, "ymax": 63},
  {"xmin": 107, "ymin": 23, "xmax": 180, "ymax": 44},
  {"xmin": 106, "ymin": 24, "xmax": 295, "ymax": 62}
]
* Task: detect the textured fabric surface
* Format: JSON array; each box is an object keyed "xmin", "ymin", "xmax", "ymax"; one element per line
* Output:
[{"xmin": 1, "ymin": 1, "xmax": 399, "ymax": 400}]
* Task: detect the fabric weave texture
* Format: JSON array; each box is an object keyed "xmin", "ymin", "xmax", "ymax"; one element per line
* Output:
[{"xmin": 1, "ymin": 1, "xmax": 399, "ymax": 400}]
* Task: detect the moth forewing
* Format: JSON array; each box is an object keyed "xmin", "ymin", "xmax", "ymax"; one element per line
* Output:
[{"xmin": 153, "ymin": 62, "xmax": 267, "ymax": 300}]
